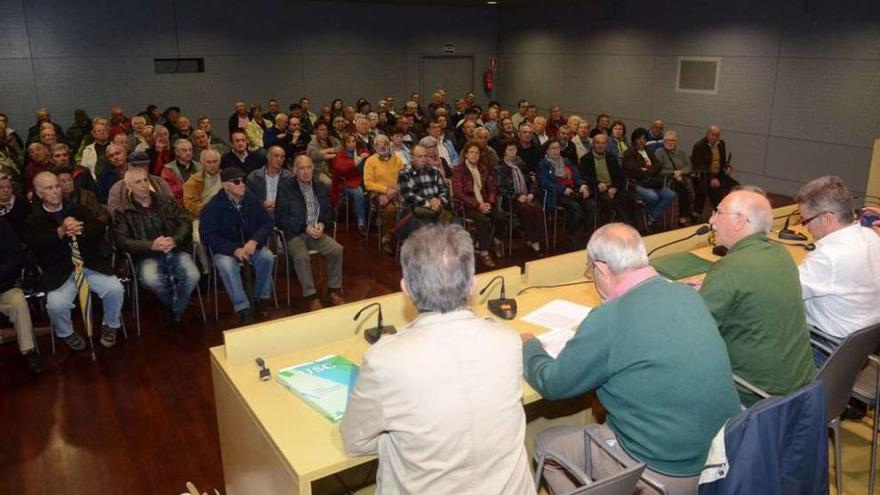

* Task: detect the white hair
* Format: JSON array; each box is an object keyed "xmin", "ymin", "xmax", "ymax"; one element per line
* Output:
[
  {"xmin": 587, "ymin": 223, "xmax": 649, "ymax": 276},
  {"xmin": 729, "ymin": 187, "xmax": 773, "ymax": 234}
]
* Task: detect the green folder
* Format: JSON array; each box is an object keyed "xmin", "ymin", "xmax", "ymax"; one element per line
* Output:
[{"xmin": 651, "ymin": 252, "xmax": 716, "ymax": 280}]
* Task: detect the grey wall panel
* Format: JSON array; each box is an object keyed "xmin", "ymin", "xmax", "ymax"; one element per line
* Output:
[
  {"xmin": 562, "ymin": 54, "xmax": 654, "ymax": 121},
  {"xmin": 26, "ymin": 0, "xmax": 176, "ymax": 57},
  {"xmin": 0, "ymin": 0, "xmax": 30, "ymax": 59},
  {"xmin": 0, "ymin": 59, "xmax": 37, "ymax": 125},
  {"xmin": 651, "ymin": 56, "xmax": 777, "ymax": 134},
  {"xmin": 770, "ymin": 58, "xmax": 880, "ymax": 148},
  {"xmin": 174, "ymin": 1, "xmax": 302, "ymax": 56},
  {"xmin": 779, "ymin": 1, "xmax": 880, "ymax": 60},
  {"xmin": 302, "ymin": 55, "xmax": 407, "ymax": 110},
  {"xmin": 764, "ymin": 137, "xmax": 872, "ymax": 193},
  {"xmin": 568, "ymin": 28, "xmax": 656, "ymax": 56},
  {"xmin": 497, "ymin": 53, "xmax": 564, "ymax": 110},
  {"xmin": 734, "ymin": 171, "xmax": 806, "ymax": 197},
  {"xmin": 655, "ymin": 25, "xmax": 780, "ymax": 58}
]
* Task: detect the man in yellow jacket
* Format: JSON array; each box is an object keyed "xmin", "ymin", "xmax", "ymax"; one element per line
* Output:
[{"xmin": 363, "ymin": 135, "xmax": 403, "ymax": 253}]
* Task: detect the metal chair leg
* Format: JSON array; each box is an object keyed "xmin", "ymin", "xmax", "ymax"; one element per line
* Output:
[{"xmin": 869, "ymin": 363, "xmax": 880, "ymax": 495}]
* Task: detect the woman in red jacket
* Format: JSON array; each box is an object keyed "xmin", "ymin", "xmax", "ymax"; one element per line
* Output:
[
  {"xmin": 452, "ymin": 141, "xmax": 504, "ymax": 267},
  {"xmin": 331, "ymin": 134, "xmax": 367, "ymax": 235}
]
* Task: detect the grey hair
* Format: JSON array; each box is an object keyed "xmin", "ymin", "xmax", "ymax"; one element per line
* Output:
[
  {"xmin": 400, "ymin": 223, "xmax": 474, "ymax": 313},
  {"xmin": 794, "ymin": 175, "xmax": 855, "ymax": 224},
  {"xmin": 663, "ymin": 129, "xmax": 677, "ymax": 139},
  {"xmin": 173, "ymin": 138, "xmax": 192, "ymax": 151},
  {"xmin": 418, "ymin": 136, "xmax": 437, "ymax": 148},
  {"xmin": 729, "ymin": 186, "xmax": 773, "ymax": 234},
  {"xmin": 123, "ymin": 166, "xmax": 147, "ymax": 184},
  {"xmin": 200, "ymin": 148, "xmax": 220, "ymax": 162},
  {"xmin": 587, "ymin": 223, "xmax": 649, "ymax": 276}
]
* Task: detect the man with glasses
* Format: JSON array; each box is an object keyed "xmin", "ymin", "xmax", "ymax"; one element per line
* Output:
[
  {"xmin": 524, "ymin": 223, "xmax": 739, "ymax": 495},
  {"xmin": 698, "ymin": 186, "xmax": 815, "ymax": 406}
]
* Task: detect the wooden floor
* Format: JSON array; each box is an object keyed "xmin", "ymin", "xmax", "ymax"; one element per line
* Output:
[{"xmin": 7, "ymin": 194, "xmax": 875, "ymax": 495}]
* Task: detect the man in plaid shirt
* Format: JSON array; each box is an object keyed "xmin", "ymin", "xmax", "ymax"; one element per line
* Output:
[{"xmin": 396, "ymin": 144, "xmax": 453, "ymax": 239}]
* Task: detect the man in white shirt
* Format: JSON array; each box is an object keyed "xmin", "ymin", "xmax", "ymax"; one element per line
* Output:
[
  {"xmin": 795, "ymin": 175, "xmax": 880, "ymax": 342},
  {"xmin": 341, "ymin": 223, "xmax": 535, "ymax": 495}
]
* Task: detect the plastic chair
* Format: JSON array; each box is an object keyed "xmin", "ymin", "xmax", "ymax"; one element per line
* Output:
[
  {"xmin": 534, "ymin": 426, "xmax": 654, "ymax": 494},
  {"xmin": 733, "ymin": 323, "xmax": 880, "ymax": 495}
]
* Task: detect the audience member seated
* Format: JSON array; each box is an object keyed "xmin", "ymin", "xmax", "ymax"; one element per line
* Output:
[
  {"xmin": 38, "ymin": 125, "xmax": 59, "ymax": 149},
  {"xmin": 389, "ymin": 127, "xmax": 411, "ymax": 167},
  {"xmin": 645, "ymin": 119, "xmax": 665, "ymax": 152},
  {"xmin": 342, "ymin": 223, "xmax": 535, "ymax": 495},
  {"xmin": 130, "ymin": 115, "xmax": 150, "ymax": 153},
  {"xmin": 511, "ymin": 99, "xmax": 529, "ymax": 129},
  {"xmin": 113, "ymin": 168, "xmax": 199, "ymax": 327},
  {"xmin": 65, "ymin": 109, "xmax": 92, "ymax": 153},
  {"xmin": 655, "ymin": 130, "xmax": 695, "ymax": 226},
  {"xmin": 25, "ymin": 171, "xmax": 124, "ymax": 350},
  {"xmin": 50, "ymin": 143, "xmax": 96, "ymax": 192},
  {"xmin": 245, "ymin": 105, "xmax": 271, "ymax": 153},
  {"xmin": 77, "ymin": 121, "xmax": 111, "ymax": 180},
  {"xmin": 27, "ymin": 108, "xmax": 65, "ymax": 145},
  {"xmin": 247, "ymin": 146, "xmax": 291, "ymax": 218},
  {"xmin": 221, "ymin": 129, "xmax": 265, "ymax": 176},
  {"xmin": 276, "ymin": 155, "xmax": 345, "ymax": 311},
  {"xmin": 490, "ymin": 117, "xmax": 515, "ymax": 151},
  {"xmin": 532, "ymin": 116, "xmax": 550, "ymax": 146},
  {"xmin": 0, "ymin": 122, "xmax": 24, "ymax": 181},
  {"xmin": 538, "ymin": 138, "xmax": 596, "ymax": 248},
  {"xmin": 285, "ymin": 117, "xmax": 310, "ymax": 161},
  {"xmin": 107, "ymin": 151, "xmax": 173, "ymax": 213},
  {"xmin": 0, "ymin": 173, "xmax": 28, "ymax": 234},
  {"xmin": 262, "ymin": 100, "xmax": 281, "ymax": 127},
  {"xmin": 363, "ymin": 135, "xmax": 404, "ymax": 254},
  {"xmin": 622, "ymin": 128, "xmax": 676, "ymax": 231},
  {"xmin": 546, "ymin": 105, "xmax": 566, "ymax": 138},
  {"xmin": 795, "ymin": 176, "xmax": 880, "ymax": 346},
  {"xmin": 199, "ymin": 167, "xmax": 275, "ymax": 324},
  {"xmin": 515, "ymin": 124, "xmax": 541, "ymax": 176},
  {"xmin": 263, "ymin": 113, "xmax": 290, "ymax": 152},
  {"xmin": 162, "ymin": 139, "xmax": 200, "ymax": 205},
  {"xmin": 397, "ymin": 144, "xmax": 452, "ymax": 240},
  {"xmin": 196, "ymin": 117, "xmax": 227, "ymax": 155},
  {"xmin": 148, "ymin": 124, "xmax": 174, "ymax": 175},
  {"xmin": 690, "ymin": 125, "xmax": 739, "ymax": 213},
  {"xmin": 524, "ymin": 223, "xmax": 739, "ymax": 495},
  {"xmin": 496, "ymin": 140, "xmax": 546, "ymax": 257},
  {"xmin": 171, "ymin": 115, "xmax": 193, "ymax": 142},
  {"xmin": 426, "ymin": 120, "xmax": 458, "ymax": 167},
  {"xmin": 595, "ymin": 113, "xmax": 611, "ymax": 135},
  {"xmin": 453, "ymin": 141, "xmax": 504, "ymax": 267},
  {"xmin": 698, "ymin": 187, "xmax": 815, "ymax": 405},
  {"xmin": 108, "ymin": 106, "xmax": 130, "ymax": 138},
  {"xmin": 306, "ymin": 121, "xmax": 340, "ymax": 187},
  {"xmin": 331, "ymin": 134, "xmax": 367, "ymax": 235},
  {"xmin": 418, "ymin": 136, "xmax": 453, "ymax": 180},
  {"xmin": 571, "ymin": 121, "xmax": 592, "ymax": 161},
  {"xmin": 580, "ymin": 133, "xmax": 635, "ymax": 226},
  {"xmin": 607, "ymin": 120, "xmax": 628, "ymax": 164},
  {"xmin": 25, "ymin": 143, "xmax": 53, "ymax": 196},
  {"xmin": 96, "ymin": 143, "xmax": 129, "ymax": 204},
  {"xmin": 56, "ymin": 165, "xmax": 108, "ymax": 226},
  {"xmin": 184, "ymin": 149, "xmax": 223, "ymax": 221},
  {"xmin": 228, "ymin": 101, "xmax": 250, "ymax": 137},
  {"xmin": 0, "ymin": 218, "xmax": 41, "ymax": 373},
  {"xmin": 0, "ymin": 113, "xmax": 24, "ymax": 150}
]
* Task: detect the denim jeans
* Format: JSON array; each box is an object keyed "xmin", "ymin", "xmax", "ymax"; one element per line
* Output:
[
  {"xmin": 635, "ymin": 185, "xmax": 677, "ymax": 223},
  {"xmin": 213, "ymin": 246, "xmax": 274, "ymax": 313},
  {"xmin": 138, "ymin": 251, "xmax": 200, "ymax": 318},
  {"xmin": 345, "ymin": 187, "xmax": 367, "ymax": 227},
  {"xmin": 47, "ymin": 269, "xmax": 124, "ymax": 337}
]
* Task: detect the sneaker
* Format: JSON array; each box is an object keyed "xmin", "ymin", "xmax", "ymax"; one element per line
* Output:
[
  {"xmin": 100, "ymin": 325, "xmax": 118, "ymax": 348},
  {"xmin": 841, "ymin": 398, "xmax": 868, "ymax": 421},
  {"xmin": 62, "ymin": 333, "xmax": 86, "ymax": 352},
  {"xmin": 23, "ymin": 350, "xmax": 42, "ymax": 374}
]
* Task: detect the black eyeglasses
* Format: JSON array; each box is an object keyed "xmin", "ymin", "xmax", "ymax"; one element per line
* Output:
[{"xmin": 801, "ymin": 210, "xmax": 830, "ymax": 226}]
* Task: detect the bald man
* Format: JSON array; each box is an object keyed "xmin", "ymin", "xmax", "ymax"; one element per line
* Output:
[
  {"xmin": 698, "ymin": 187, "xmax": 815, "ymax": 405},
  {"xmin": 690, "ymin": 125, "xmax": 739, "ymax": 216},
  {"xmin": 24, "ymin": 171, "xmax": 124, "ymax": 350}
]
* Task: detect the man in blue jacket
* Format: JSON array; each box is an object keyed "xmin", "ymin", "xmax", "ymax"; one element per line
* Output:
[
  {"xmin": 276, "ymin": 155, "xmax": 344, "ymax": 311},
  {"xmin": 199, "ymin": 167, "xmax": 274, "ymax": 324}
]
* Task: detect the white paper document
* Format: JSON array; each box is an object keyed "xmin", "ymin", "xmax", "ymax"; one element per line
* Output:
[{"xmin": 522, "ymin": 299, "xmax": 593, "ymax": 358}]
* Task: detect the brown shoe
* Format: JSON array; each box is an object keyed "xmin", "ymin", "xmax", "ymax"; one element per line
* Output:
[
  {"xmin": 329, "ymin": 291, "xmax": 346, "ymax": 306},
  {"xmin": 309, "ymin": 297, "xmax": 323, "ymax": 311},
  {"xmin": 479, "ymin": 253, "xmax": 495, "ymax": 268}
]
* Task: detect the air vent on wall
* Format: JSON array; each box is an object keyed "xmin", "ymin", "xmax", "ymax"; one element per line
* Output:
[
  {"xmin": 154, "ymin": 58, "xmax": 205, "ymax": 74},
  {"xmin": 676, "ymin": 57, "xmax": 720, "ymax": 95}
]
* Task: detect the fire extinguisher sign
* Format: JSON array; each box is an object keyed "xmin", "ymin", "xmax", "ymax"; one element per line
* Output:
[{"xmin": 442, "ymin": 43, "xmax": 456, "ymax": 54}]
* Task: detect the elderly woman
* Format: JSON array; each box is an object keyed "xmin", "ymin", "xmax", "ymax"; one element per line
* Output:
[
  {"xmin": 495, "ymin": 139, "xmax": 547, "ymax": 257},
  {"xmin": 330, "ymin": 133, "xmax": 367, "ymax": 235},
  {"xmin": 655, "ymin": 130, "xmax": 695, "ymax": 225},
  {"xmin": 537, "ymin": 138, "xmax": 596, "ymax": 248},
  {"xmin": 452, "ymin": 141, "xmax": 504, "ymax": 267}
]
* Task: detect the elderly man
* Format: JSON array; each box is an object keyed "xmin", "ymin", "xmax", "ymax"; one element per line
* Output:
[
  {"xmin": 580, "ymin": 133, "xmax": 635, "ymax": 226},
  {"xmin": 532, "ymin": 116, "xmax": 550, "ymax": 145},
  {"xmin": 191, "ymin": 129, "xmax": 226, "ymax": 160},
  {"xmin": 25, "ymin": 171, "xmax": 124, "ymax": 350},
  {"xmin": 0, "ymin": 218, "xmax": 41, "ymax": 373},
  {"xmin": 364, "ymin": 135, "xmax": 405, "ymax": 254},
  {"xmin": 276, "ymin": 155, "xmax": 344, "ymax": 311},
  {"xmin": 221, "ymin": 129, "xmax": 265, "ymax": 175},
  {"xmin": 247, "ymin": 145, "xmax": 292, "ymax": 217},
  {"xmin": 50, "ymin": 143, "xmax": 96, "ymax": 192},
  {"xmin": 131, "ymin": 115, "xmax": 151, "ymax": 152},
  {"xmin": 524, "ymin": 223, "xmax": 739, "ymax": 495},
  {"xmin": 262, "ymin": 113, "xmax": 290, "ymax": 152},
  {"xmin": 113, "ymin": 168, "xmax": 199, "ymax": 326},
  {"xmin": 515, "ymin": 124, "xmax": 542, "ymax": 176},
  {"xmin": 228, "ymin": 101, "xmax": 250, "ymax": 136},
  {"xmin": 200, "ymin": 167, "xmax": 275, "ymax": 324},
  {"xmin": 342, "ymin": 223, "xmax": 535, "ymax": 495},
  {"xmin": 161, "ymin": 139, "xmax": 200, "ymax": 205},
  {"xmin": 795, "ymin": 176, "xmax": 880, "ymax": 342},
  {"xmin": 646, "ymin": 119, "xmax": 665, "ymax": 152},
  {"xmin": 38, "ymin": 126, "xmax": 58, "ymax": 149},
  {"xmin": 397, "ymin": 144, "xmax": 452, "ymax": 239},
  {"xmin": 183, "ymin": 149, "xmax": 223, "ymax": 218},
  {"xmin": 196, "ymin": 117, "xmax": 227, "ymax": 154},
  {"xmin": 27, "ymin": 108, "xmax": 65, "ymax": 144},
  {"xmin": 699, "ymin": 187, "xmax": 815, "ymax": 405},
  {"xmin": 691, "ymin": 125, "xmax": 739, "ymax": 213},
  {"xmin": 107, "ymin": 151, "xmax": 173, "ymax": 213},
  {"xmin": 655, "ymin": 130, "xmax": 695, "ymax": 225},
  {"xmin": 77, "ymin": 121, "xmax": 111, "ymax": 179},
  {"xmin": 96, "ymin": 143, "xmax": 129, "ymax": 204},
  {"xmin": 427, "ymin": 120, "xmax": 459, "ymax": 166},
  {"xmin": 24, "ymin": 143, "xmax": 53, "ymax": 195}
]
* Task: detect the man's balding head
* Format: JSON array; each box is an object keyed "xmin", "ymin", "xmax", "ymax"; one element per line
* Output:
[{"xmin": 711, "ymin": 187, "xmax": 772, "ymax": 248}]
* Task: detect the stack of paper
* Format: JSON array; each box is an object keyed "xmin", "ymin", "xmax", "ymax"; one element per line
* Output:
[{"xmin": 521, "ymin": 299, "xmax": 593, "ymax": 358}]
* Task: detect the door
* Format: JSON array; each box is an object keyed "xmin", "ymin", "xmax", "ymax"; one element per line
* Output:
[{"xmin": 420, "ymin": 56, "xmax": 474, "ymax": 102}]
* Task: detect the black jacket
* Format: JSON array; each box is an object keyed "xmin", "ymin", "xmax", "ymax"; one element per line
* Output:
[
  {"xmin": 112, "ymin": 192, "xmax": 192, "ymax": 262},
  {"xmin": 691, "ymin": 138, "xmax": 728, "ymax": 176},
  {"xmin": 579, "ymin": 152, "xmax": 626, "ymax": 191},
  {"xmin": 0, "ymin": 218, "xmax": 24, "ymax": 294},
  {"xmin": 23, "ymin": 200, "xmax": 112, "ymax": 291},
  {"xmin": 275, "ymin": 179, "xmax": 335, "ymax": 238},
  {"xmin": 221, "ymin": 151, "xmax": 265, "ymax": 176},
  {"xmin": 621, "ymin": 148, "xmax": 662, "ymax": 182},
  {"xmin": 0, "ymin": 195, "xmax": 31, "ymax": 236},
  {"xmin": 199, "ymin": 191, "xmax": 272, "ymax": 258}
]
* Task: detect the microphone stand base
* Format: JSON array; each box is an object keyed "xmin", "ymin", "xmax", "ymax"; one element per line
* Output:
[{"xmin": 365, "ymin": 325, "xmax": 398, "ymax": 344}]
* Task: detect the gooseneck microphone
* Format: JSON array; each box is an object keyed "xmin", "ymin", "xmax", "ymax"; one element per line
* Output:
[
  {"xmin": 646, "ymin": 225, "xmax": 712, "ymax": 257},
  {"xmin": 353, "ymin": 302, "xmax": 398, "ymax": 344},
  {"xmin": 479, "ymin": 275, "xmax": 517, "ymax": 320},
  {"xmin": 778, "ymin": 211, "xmax": 809, "ymax": 241}
]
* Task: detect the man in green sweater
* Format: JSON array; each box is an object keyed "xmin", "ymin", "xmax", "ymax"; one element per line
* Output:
[
  {"xmin": 699, "ymin": 187, "xmax": 815, "ymax": 405},
  {"xmin": 523, "ymin": 223, "xmax": 740, "ymax": 495}
]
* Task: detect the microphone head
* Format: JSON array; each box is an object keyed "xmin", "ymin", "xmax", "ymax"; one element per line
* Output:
[{"xmin": 695, "ymin": 225, "xmax": 711, "ymax": 236}]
